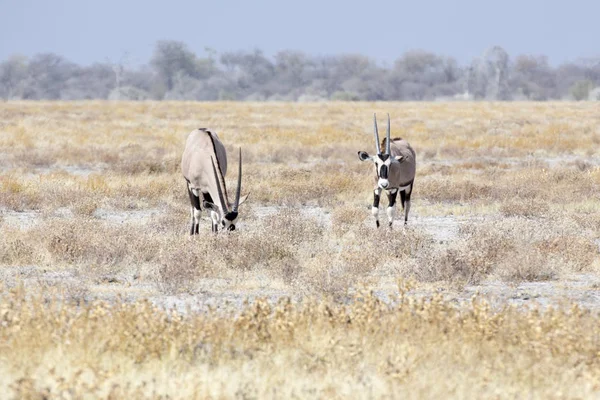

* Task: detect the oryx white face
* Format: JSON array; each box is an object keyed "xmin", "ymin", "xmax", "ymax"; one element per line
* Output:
[
  {"xmin": 221, "ymin": 211, "xmax": 239, "ymax": 231},
  {"xmin": 358, "ymin": 112, "xmax": 405, "ymax": 190},
  {"xmin": 204, "ymin": 203, "xmax": 238, "ymax": 231},
  {"xmin": 358, "ymin": 151, "xmax": 404, "ymax": 190},
  {"xmin": 203, "ymin": 195, "xmax": 249, "ymax": 232}
]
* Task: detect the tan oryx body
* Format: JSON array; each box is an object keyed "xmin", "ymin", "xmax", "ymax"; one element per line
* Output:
[
  {"xmin": 181, "ymin": 128, "xmax": 248, "ymax": 233},
  {"xmin": 358, "ymin": 114, "xmax": 416, "ymax": 228}
]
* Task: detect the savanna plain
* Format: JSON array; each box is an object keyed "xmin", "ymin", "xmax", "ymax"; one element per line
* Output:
[{"xmin": 1, "ymin": 101, "xmax": 600, "ymax": 398}]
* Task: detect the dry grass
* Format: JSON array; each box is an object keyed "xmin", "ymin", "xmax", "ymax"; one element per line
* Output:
[
  {"xmin": 2, "ymin": 287, "xmax": 600, "ymax": 398},
  {"xmin": 1, "ymin": 101, "xmax": 600, "ymax": 397}
]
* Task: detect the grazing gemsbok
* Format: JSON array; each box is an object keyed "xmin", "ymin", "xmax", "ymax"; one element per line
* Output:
[
  {"xmin": 181, "ymin": 128, "xmax": 249, "ymax": 234},
  {"xmin": 358, "ymin": 114, "xmax": 416, "ymax": 228}
]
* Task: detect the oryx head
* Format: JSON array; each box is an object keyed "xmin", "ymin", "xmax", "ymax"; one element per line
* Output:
[
  {"xmin": 203, "ymin": 148, "xmax": 249, "ymax": 231},
  {"xmin": 358, "ymin": 113, "xmax": 406, "ymax": 190}
]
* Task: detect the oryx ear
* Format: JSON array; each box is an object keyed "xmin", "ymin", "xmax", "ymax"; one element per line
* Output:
[
  {"xmin": 202, "ymin": 201, "xmax": 220, "ymax": 212},
  {"xmin": 394, "ymin": 155, "xmax": 405, "ymax": 163},
  {"xmin": 358, "ymin": 151, "xmax": 372, "ymax": 161},
  {"xmin": 238, "ymin": 193, "xmax": 249, "ymax": 207}
]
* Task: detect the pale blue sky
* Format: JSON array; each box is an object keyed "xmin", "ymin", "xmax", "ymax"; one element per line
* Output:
[{"xmin": 0, "ymin": 0, "xmax": 597, "ymax": 66}]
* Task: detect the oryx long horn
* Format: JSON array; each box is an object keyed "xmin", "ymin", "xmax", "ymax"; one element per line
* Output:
[
  {"xmin": 210, "ymin": 156, "xmax": 229, "ymax": 214},
  {"xmin": 385, "ymin": 113, "xmax": 391, "ymax": 155},
  {"xmin": 373, "ymin": 113, "xmax": 381, "ymax": 155},
  {"xmin": 232, "ymin": 148, "xmax": 242, "ymax": 212}
]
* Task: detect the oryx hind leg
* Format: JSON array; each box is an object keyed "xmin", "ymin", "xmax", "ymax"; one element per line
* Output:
[
  {"xmin": 386, "ymin": 189, "xmax": 398, "ymax": 228},
  {"xmin": 401, "ymin": 184, "xmax": 413, "ymax": 225},
  {"xmin": 187, "ymin": 182, "xmax": 202, "ymax": 235},
  {"xmin": 372, "ymin": 188, "xmax": 382, "ymax": 228}
]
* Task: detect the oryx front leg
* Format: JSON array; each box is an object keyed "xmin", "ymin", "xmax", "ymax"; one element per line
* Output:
[
  {"xmin": 386, "ymin": 189, "xmax": 398, "ymax": 228},
  {"xmin": 210, "ymin": 211, "xmax": 220, "ymax": 233},
  {"xmin": 372, "ymin": 188, "xmax": 382, "ymax": 228}
]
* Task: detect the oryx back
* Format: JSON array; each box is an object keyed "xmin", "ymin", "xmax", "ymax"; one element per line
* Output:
[
  {"xmin": 384, "ymin": 138, "xmax": 416, "ymax": 188},
  {"xmin": 181, "ymin": 128, "xmax": 227, "ymax": 194}
]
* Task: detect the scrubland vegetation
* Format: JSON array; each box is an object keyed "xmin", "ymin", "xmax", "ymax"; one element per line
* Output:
[{"xmin": 1, "ymin": 101, "xmax": 600, "ymax": 398}]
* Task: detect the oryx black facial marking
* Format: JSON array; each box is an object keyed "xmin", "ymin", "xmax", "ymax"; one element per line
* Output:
[
  {"xmin": 358, "ymin": 113, "xmax": 416, "ymax": 228},
  {"xmin": 379, "ymin": 164, "xmax": 388, "ymax": 180}
]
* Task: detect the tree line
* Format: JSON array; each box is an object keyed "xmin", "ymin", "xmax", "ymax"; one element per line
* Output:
[{"xmin": 1, "ymin": 40, "xmax": 599, "ymax": 101}]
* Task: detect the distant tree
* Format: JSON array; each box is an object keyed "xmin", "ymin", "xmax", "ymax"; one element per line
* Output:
[
  {"xmin": 482, "ymin": 46, "xmax": 511, "ymax": 100},
  {"xmin": 391, "ymin": 50, "xmax": 461, "ymax": 100},
  {"xmin": 150, "ymin": 41, "xmax": 200, "ymax": 94},
  {"xmin": 24, "ymin": 53, "xmax": 78, "ymax": 99},
  {"xmin": 62, "ymin": 63, "xmax": 115, "ymax": 99},
  {"xmin": 466, "ymin": 58, "xmax": 486, "ymax": 99},
  {"xmin": 273, "ymin": 50, "xmax": 312, "ymax": 91},
  {"xmin": 570, "ymin": 80, "xmax": 595, "ymax": 100},
  {"xmin": 511, "ymin": 55, "xmax": 556, "ymax": 100},
  {"xmin": 588, "ymin": 86, "xmax": 600, "ymax": 101},
  {"xmin": 466, "ymin": 46, "xmax": 511, "ymax": 100},
  {"xmin": 219, "ymin": 49, "xmax": 274, "ymax": 99},
  {"xmin": 555, "ymin": 63, "xmax": 587, "ymax": 98},
  {"xmin": 0, "ymin": 55, "xmax": 28, "ymax": 99}
]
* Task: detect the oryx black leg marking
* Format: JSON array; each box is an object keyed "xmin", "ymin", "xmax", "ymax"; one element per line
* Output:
[
  {"xmin": 187, "ymin": 187, "xmax": 195, "ymax": 235},
  {"xmin": 372, "ymin": 188, "xmax": 382, "ymax": 228},
  {"xmin": 404, "ymin": 185, "xmax": 413, "ymax": 225},
  {"xmin": 386, "ymin": 189, "xmax": 398, "ymax": 228},
  {"xmin": 399, "ymin": 190, "xmax": 406, "ymax": 211}
]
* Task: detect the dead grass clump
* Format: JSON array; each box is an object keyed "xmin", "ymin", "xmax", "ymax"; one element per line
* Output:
[
  {"xmin": 0, "ymin": 175, "xmax": 43, "ymax": 211},
  {"xmin": 113, "ymin": 145, "xmax": 177, "ymax": 175},
  {"xmin": 331, "ymin": 204, "xmax": 365, "ymax": 235},
  {"xmin": 13, "ymin": 148, "xmax": 55, "ymax": 168},
  {"xmin": 419, "ymin": 177, "xmax": 493, "ymax": 202},
  {"xmin": 41, "ymin": 219, "xmax": 155, "ymax": 274},
  {"xmin": 262, "ymin": 208, "xmax": 324, "ymax": 246},
  {"xmin": 495, "ymin": 247, "xmax": 558, "ymax": 282},
  {"xmin": 116, "ymin": 158, "xmax": 172, "ymax": 175},
  {"xmin": 571, "ymin": 211, "xmax": 600, "ymax": 234},
  {"xmin": 157, "ymin": 242, "xmax": 212, "ymax": 294},
  {"xmin": 500, "ymin": 197, "xmax": 550, "ymax": 218},
  {"xmin": 72, "ymin": 196, "xmax": 98, "ymax": 216},
  {"xmin": 0, "ymin": 231, "xmax": 39, "ymax": 265},
  {"xmin": 405, "ymin": 216, "xmax": 598, "ymax": 284},
  {"xmin": 406, "ymin": 236, "xmax": 499, "ymax": 284},
  {"xmin": 466, "ymin": 218, "xmax": 596, "ymax": 281},
  {"xmin": 210, "ymin": 211, "xmax": 321, "ymax": 278},
  {"xmin": 535, "ymin": 235, "xmax": 597, "ymax": 272}
]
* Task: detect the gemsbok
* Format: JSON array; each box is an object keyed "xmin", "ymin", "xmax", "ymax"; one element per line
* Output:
[
  {"xmin": 358, "ymin": 114, "xmax": 416, "ymax": 228},
  {"xmin": 181, "ymin": 128, "xmax": 248, "ymax": 234}
]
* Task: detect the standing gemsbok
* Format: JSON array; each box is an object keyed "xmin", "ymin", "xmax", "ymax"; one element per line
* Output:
[
  {"xmin": 358, "ymin": 114, "xmax": 416, "ymax": 228},
  {"xmin": 181, "ymin": 128, "xmax": 249, "ymax": 234}
]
